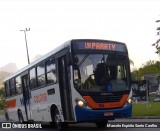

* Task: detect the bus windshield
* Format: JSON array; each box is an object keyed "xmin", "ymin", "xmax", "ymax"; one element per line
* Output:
[{"xmin": 73, "ymin": 53, "xmax": 129, "ymax": 92}]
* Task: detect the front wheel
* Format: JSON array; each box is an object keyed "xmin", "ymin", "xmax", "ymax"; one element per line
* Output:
[
  {"xmin": 95, "ymin": 121, "xmax": 108, "ymax": 128},
  {"xmin": 51, "ymin": 108, "xmax": 62, "ymax": 129}
]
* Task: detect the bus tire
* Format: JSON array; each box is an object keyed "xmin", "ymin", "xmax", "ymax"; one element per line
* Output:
[
  {"xmin": 61, "ymin": 122, "xmax": 68, "ymax": 128},
  {"xmin": 5, "ymin": 112, "xmax": 9, "ymax": 121},
  {"xmin": 51, "ymin": 108, "xmax": 62, "ymax": 129},
  {"xmin": 18, "ymin": 110, "xmax": 24, "ymax": 124},
  {"xmin": 95, "ymin": 121, "xmax": 108, "ymax": 128}
]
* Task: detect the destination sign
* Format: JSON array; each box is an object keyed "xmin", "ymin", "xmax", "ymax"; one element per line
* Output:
[
  {"xmin": 74, "ymin": 41, "xmax": 126, "ymax": 52},
  {"xmin": 85, "ymin": 42, "xmax": 116, "ymax": 50}
]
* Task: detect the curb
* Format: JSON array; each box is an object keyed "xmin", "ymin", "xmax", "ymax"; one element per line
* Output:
[{"xmin": 130, "ymin": 116, "xmax": 160, "ymax": 119}]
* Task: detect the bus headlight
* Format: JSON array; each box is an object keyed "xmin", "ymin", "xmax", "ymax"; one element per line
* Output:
[
  {"xmin": 75, "ymin": 98, "xmax": 88, "ymax": 107},
  {"xmin": 128, "ymin": 98, "xmax": 132, "ymax": 104},
  {"xmin": 123, "ymin": 97, "xmax": 132, "ymax": 107},
  {"xmin": 78, "ymin": 100, "xmax": 84, "ymax": 106}
]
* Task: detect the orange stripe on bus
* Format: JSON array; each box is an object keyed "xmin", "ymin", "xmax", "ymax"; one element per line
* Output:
[
  {"xmin": 6, "ymin": 99, "xmax": 16, "ymax": 109},
  {"xmin": 83, "ymin": 94, "xmax": 128, "ymax": 109}
]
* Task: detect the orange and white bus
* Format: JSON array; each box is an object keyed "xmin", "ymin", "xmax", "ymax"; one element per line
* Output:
[{"xmin": 4, "ymin": 39, "xmax": 132, "ymax": 128}]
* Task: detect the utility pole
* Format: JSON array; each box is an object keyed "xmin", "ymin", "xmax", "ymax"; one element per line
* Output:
[{"xmin": 20, "ymin": 28, "xmax": 30, "ymax": 64}]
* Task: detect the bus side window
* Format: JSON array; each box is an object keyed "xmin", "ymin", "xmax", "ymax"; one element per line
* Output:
[
  {"xmin": 37, "ymin": 62, "xmax": 46, "ymax": 87},
  {"xmin": 46, "ymin": 58, "xmax": 57, "ymax": 84},
  {"xmin": 29, "ymin": 68, "xmax": 37, "ymax": 89},
  {"xmin": 5, "ymin": 82, "xmax": 10, "ymax": 97},
  {"xmin": 15, "ymin": 76, "xmax": 22, "ymax": 94},
  {"xmin": 9, "ymin": 78, "xmax": 16, "ymax": 96}
]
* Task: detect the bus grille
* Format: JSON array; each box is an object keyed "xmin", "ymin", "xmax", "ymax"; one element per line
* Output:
[{"xmin": 91, "ymin": 95, "xmax": 122, "ymax": 103}]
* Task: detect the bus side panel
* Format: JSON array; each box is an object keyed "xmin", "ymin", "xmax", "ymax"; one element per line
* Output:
[
  {"xmin": 6, "ymin": 94, "xmax": 27, "ymax": 121},
  {"xmin": 30, "ymin": 84, "xmax": 63, "ymax": 122}
]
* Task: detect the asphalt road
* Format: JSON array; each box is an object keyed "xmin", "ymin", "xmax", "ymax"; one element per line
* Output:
[{"xmin": 0, "ymin": 115, "xmax": 160, "ymax": 131}]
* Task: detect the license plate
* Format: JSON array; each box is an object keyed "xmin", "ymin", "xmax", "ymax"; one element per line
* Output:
[{"xmin": 104, "ymin": 112, "xmax": 113, "ymax": 116}]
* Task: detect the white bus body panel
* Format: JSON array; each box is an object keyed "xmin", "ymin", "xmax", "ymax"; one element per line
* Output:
[
  {"xmin": 6, "ymin": 94, "xmax": 27, "ymax": 121},
  {"xmin": 30, "ymin": 84, "xmax": 64, "ymax": 122}
]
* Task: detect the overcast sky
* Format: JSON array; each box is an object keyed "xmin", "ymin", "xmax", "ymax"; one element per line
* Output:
[{"xmin": 0, "ymin": 0, "xmax": 160, "ymax": 70}]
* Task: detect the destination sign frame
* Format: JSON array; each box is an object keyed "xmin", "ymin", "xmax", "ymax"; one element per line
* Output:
[{"xmin": 73, "ymin": 41, "xmax": 127, "ymax": 52}]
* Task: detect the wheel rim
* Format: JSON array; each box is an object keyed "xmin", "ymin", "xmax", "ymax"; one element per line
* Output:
[
  {"xmin": 55, "ymin": 113, "xmax": 61, "ymax": 124},
  {"xmin": 19, "ymin": 116, "xmax": 23, "ymax": 123},
  {"xmin": 19, "ymin": 112, "xmax": 23, "ymax": 123}
]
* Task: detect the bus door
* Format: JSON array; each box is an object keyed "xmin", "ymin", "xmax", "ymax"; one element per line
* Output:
[
  {"xmin": 56, "ymin": 48, "xmax": 74, "ymax": 121},
  {"xmin": 21, "ymin": 74, "xmax": 32, "ymax": 121}
]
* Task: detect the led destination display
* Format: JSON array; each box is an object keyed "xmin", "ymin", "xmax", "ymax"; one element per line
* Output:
[{"xmin": 74, "ymin": 41, "xmax": 127, "ymax": 52}]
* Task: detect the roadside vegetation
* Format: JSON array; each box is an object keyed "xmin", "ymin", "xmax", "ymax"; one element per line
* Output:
[
  {"xmin": 0, "ymin": 99, "xmax": 5, "ymax": 115},
  {"xmin": 132, "ymin": 102, "xmax": 160, "ymax": 116},
  {"xmin": 0, "ymin": 109, "xmax": 4, "ymax": 115},
  {"xmin": 131, "ymin": 60, "xmax": 160, "ymax": 81}
]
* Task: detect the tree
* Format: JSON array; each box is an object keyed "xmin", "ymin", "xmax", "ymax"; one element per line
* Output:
[
  {"xmin": 131, "ymin": 69, "xmax": 138, "ymax": 80},
  {"xmin": 152, "ymin": 19, "xmax": 160, "ymax": 55},
  {"xmin": 0, "ymin": 88, "xmax": 5, "ymax": 99},
  {"xmin": 129, "ymin": 59, "xmax": 134, "ymax": 66},
  {"xmin": 131, "ymin": 60, "xmax": 160, "ymax": 80},
  {"xmin": 138, "ymin": 60, "xmax": 160, "ymax": 79}
]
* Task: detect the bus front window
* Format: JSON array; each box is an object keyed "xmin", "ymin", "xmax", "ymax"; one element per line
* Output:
[{"xmin": 73, "ymin": 54, "xmax": 129, "ymax": 92}]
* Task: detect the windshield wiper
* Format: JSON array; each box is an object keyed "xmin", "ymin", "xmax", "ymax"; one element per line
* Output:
[
  {"xmin": 78, "ymin": 54, "xmax": 90, "ymax": 67},
  {"xmin": 77, "ymin": 50, "xmax": 94, "ymax": 67}
]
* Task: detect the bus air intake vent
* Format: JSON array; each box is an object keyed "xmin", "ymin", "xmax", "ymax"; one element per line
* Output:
[{"xmin": 91, "ymin": 95, "xmax": 122, "ymax": 103}]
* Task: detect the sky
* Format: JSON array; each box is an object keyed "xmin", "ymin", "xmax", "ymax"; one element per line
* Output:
[{"xmin": 0, "ymin": 0, "xmax": 160, "ymax": 70}]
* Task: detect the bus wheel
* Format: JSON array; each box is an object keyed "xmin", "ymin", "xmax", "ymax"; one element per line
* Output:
[
  {"xmin": 5, "ymin": 112, "xmax": 9, "ymax": 121},
  {"xmin": 95, "ymin": 121, "xmax": 108, "ymax": 128},
  {"xmin": 51, "ymin": 108, "xmax": 62, "ymax": 129},
  {"xmin": 61, "ymin": 122, "xmax": 68, "ymax": 128},
  {"xmin": 18, "ymin": 111, "xmax": 24, "ymax": 124}
]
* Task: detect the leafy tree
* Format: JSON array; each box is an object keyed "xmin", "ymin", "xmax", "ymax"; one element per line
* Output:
[
  {"xmin": 131, "ymin": 69, "xmax": 138, "ymax": 80},
  {"xmin": 0, "ymin": 99, "xmax": 6, "ymax": 110},
  {"xmin": 130, "ymin": 59, "xmax": 134, "ymax": 66},
  {"xmin": 0, "ymin": 88, "xmax": 5, "ymax": 99},
  {"xmin": 132, "ymin": 60, "xmax": 160, "ymax": 80},
  {"xmin": 152, "ymin": 19, "xmax": 160, "ymax": 55},
  {"xmin": 0, "ymin": 71, "xmax": 10, "ymax": 100},
  {"xmin": 0, "ymin": 71, "xmax": 10, "ymax": 89}
]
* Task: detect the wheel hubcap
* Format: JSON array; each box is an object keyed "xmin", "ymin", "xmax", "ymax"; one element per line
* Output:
[{"xmin": 55, "ymin": 114, "xmax": 61, "ymax": 123}]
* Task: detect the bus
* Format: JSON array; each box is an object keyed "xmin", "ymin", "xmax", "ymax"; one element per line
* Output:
[{"xmin": 4, "ymin": 39, "xmax": 132, "ymax": 128}]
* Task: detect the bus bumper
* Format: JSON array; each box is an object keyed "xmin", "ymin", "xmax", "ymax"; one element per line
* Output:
[{"xmin": 75, "ymin": 105, "xmax": 132, "ymax": 122}]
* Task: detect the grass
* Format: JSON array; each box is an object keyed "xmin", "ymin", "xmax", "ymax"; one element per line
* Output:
[
  {"xmin": 0, "ymin": 110, "xmax": 4, "ymax": 115},
  {"xmin": 132, "ymin": 102, "xmax": 160, "ymax": 116}
]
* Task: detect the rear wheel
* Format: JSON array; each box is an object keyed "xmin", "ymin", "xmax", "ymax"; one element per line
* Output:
[
  {"xmin": 5, "ymin": 112, "xmax": 9, "ymax": 121},
  {"xmin": 51, "ymin": 108, "xmax": 62, "ymax": 129},
  {"xmin": 18, "ymin": 110, "xmax": 24, "ymax": 124},
  {"xmin": 95, "ymin": 121, "xmax": 108, "ymax": 128}
]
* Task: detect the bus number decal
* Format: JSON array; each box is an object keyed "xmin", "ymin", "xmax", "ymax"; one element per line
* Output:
[{"xmin": 34, "ymin": 93, "xmax": 47, "ymax": 103}]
